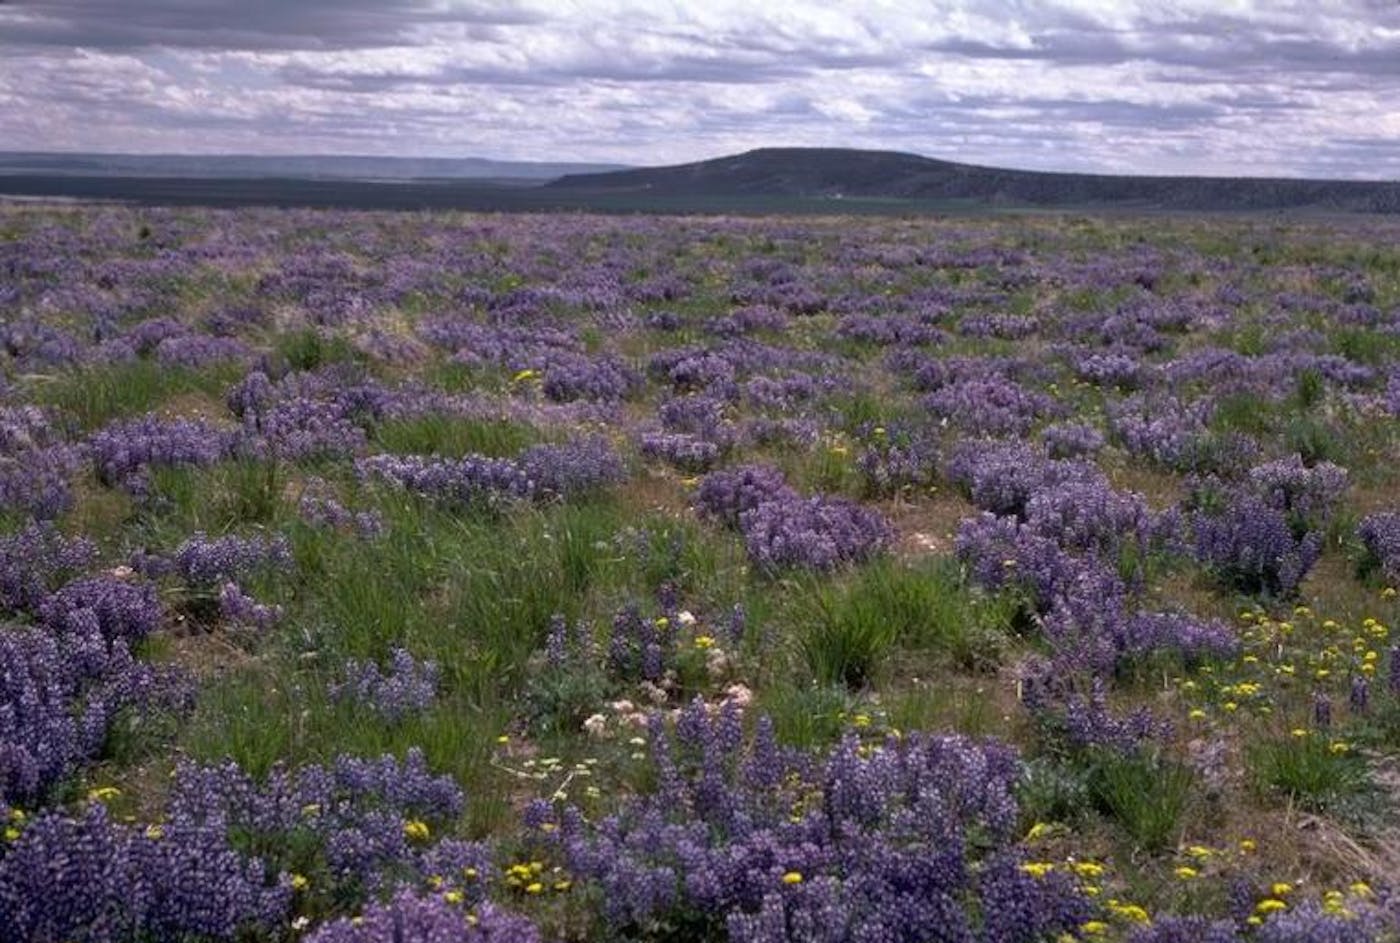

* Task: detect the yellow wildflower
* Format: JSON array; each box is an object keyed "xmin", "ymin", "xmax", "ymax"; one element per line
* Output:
[
  {"xmin": 1257, "ymin": 899, "xmax": 1288, "ymax": 914},
  {"xmin": 404, "ymin": 819, "xmax": 431, "ymax": 842},
  {"xmin": 782, "ymin": 871, "xmax": 804, "ymax": 885},
  {"xmin": 1109, "ymin": 902, "xmax": 1150, "ymax": 924}
]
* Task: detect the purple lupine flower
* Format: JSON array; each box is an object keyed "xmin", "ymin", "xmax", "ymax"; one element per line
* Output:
[
  {"xmin": 0, "ymin": 443, "xmax": 85, "ymax": 521},
  {"xmin": 91, "ymin": 413, "xmax": 233, "ymax": 486},
  {"xmin": 1248, "ymin": 455, "xmax": 1348, "ymax": 530},
  {"xmin": 305, "ymin": 891, "xmax": 540, "ymax": 943},
  {"xmin": 1193, "ymin": 494, "xmax": 1322, "ymax": 597},
  {"xmin": 1350, "ymin": 676, "xmax": 1370, "ymax": 715},
  {"xmin": 1358, "ymin": 511, "xmax": 1400, "ymax": 584},
  {"xmin": 0, "ymin": 523, "xmax": 96, "ymax": 614},
  {"xmin": 1041, "ymin": 421, "xmax": 1106, "ymax": 459},
  {"xmin": 740, "ymin": 494, "xmax": 892, "ymax": 573},
  {"xmin": 330, "ymin": 649, "xmax": 440, "ymax": 722},
  {"xmin": 161, "ymin": 532, "xmax": 292, "ymax": 587},
  {"xmin": 638, "ymin": 431, "xmax": 723, "ymax": 472},
  {"xmin": 359, "ymin": 437, "xmax": 621, "ymax": 506},
  {"xmin": 923, "ymin": 376, "xmax": 1060, "ymax": 437},
  {"xmin": 1314, "ymin": 691, "xmax": 1333, "ymax": 731},
  {"xmin": 298, "ymin": 481, "xmax": 385, "ymax": 539},
  {"xmin": 218, "ymin": 581, "xmax": 284, "ymax": 631},
  {"xmin": 693, "ymin": 464, "xmax": 797, "ymax": 530}
]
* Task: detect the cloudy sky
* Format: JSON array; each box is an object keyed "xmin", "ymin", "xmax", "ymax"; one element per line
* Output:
[{"xmin": 1, "ymin": 0, "xmax": 1398, "ymax": 178}]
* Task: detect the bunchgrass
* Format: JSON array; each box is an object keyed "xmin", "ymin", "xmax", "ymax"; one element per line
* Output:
[
  {"xmin": 29, "ymin": 359, "xmax": 243, "ymax": 429},
  {"xmin": 795, "ymin": 557, "xmax": 1011, "ymax": 688},
  {"xmin": 1089, "ymin": 749, "xmax": 1195, "ymax": 851},
  {"xmin": 370, "ymin": 414, "xmax": 541, "ymax": 458},
  {"xmin": 1246, "ymin": 734, "xmax": 1367, "ymax": 812}
]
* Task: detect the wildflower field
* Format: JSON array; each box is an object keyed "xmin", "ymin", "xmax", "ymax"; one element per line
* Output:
[{"xmin": 3, "ymin": 203, "xmax": 1400, "ymax": 942}]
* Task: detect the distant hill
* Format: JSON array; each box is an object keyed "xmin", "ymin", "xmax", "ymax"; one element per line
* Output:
[
  {"xmin": 549, "ymin": 147, "xmax": 1400, "ymax": 213},
  {"xmin": 0, "ymin": 152, "xmax": 628, "ymax": 182},
  {"xmin": 5, "ymin": 147, "xmax": 1400, "ymax": 215}
]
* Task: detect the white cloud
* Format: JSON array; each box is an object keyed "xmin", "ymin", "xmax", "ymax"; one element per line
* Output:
[{"xmin": 0, "ymin": 0, "xmax": 1397, "ymax": 177}]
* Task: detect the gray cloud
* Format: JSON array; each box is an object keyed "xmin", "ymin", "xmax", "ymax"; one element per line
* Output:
[{"xmin": 0, "ymin": 1, "xmax": 1397, "ymax": 178}]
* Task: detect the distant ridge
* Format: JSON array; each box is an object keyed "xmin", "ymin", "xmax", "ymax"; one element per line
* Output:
[
  {"xmin": 0, "ymin": 152, "xmax": 628, "ymax": 182},
  {"xmin": 549, "ymin": 147, "xmax": 1400, "ymax": 213}
]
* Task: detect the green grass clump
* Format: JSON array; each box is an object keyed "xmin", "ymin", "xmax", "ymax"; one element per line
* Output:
[
  {"xmin": 371, "ymin": 414, "xmax": 541, "ymax": 458},
  {"xmin": 30, "ymin": 359, "xmax": 242, "ymax": 429},
  {"xmin": 274, "ymin": 328, "xmax": 362, "ymax": 372},
  {"xmin": 1089, "ymin": 749, "xmax": 1194, "ymax": 851},
  {"xmin": 795, "ymin": 557, "xmax": 1010, "ymax": 688},
  {"xmin": 1247, "ymin": 734, "xmax": 1367, "ymax": 812}
]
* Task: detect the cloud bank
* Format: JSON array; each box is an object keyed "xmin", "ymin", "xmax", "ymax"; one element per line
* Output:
[{"xmin": 2, "ymin": 0, "xmax": 1397, "ymax": 178}]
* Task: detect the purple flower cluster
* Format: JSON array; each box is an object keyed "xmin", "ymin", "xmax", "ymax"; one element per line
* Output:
[
  {"xmin": 0, "ymin": 802, "xmax": 292, "ymax": 943},
  {"xmin": 1023, "ymin": 478, "xmax": 1153, "ymax": 557},
  {"xmin": 154, "ymin": 333, "xmax": 251, "ymax": 368},
  {"xmin": 853, "ymin": 424, "xmax": 939, "ymax": 496},
  {"xmin": 739, "ymin": 495, "xmax": 892, "ymax": 573},
  {"xmin": 958, "ymin": 312, "xmax": 1039, "ymax": 339},
  {"xmin": 1041, "ymin": 421, "xmax": 1106, "ymax": 459},
  {"xmin": 330, "ymin": 648, "xmax": 440, "ymax": 721},
  {"xmin": 693, "ymin": 464, "xmax": 797, "ymax": 529},
  {"xmin": 945, "ymin": 440, "xmax": 1097, "ymax": 518},
  {"xmin": 218, "ymin": 581, "xmax": 284, "ymax": 631},
  {"xmin": 298, "ymin": 482, "xmax": 386, "ymax": 539},
  {"xmin": 0, "ymin": 442, "xmax": 84, "ymax": 521},
  {"xmin": 168, "ymin": 747, "xmax": 464, "ymax": 891},
  {"xmin": 1, "ymin": 574, "xmax": 185, "ymax": 804},
  {"xmin": 1020, "ymin": 668, "xmax": 1169, "ymax": 754},
  {"xmin": 151, "ymin": 531, "xmax": 293, "ymax": 587},
  {"xmin": 1247, "ymin": 455, "xmax": 1348, "ymax": 530},
  {"xmin": 1066, "ymin": 348, "xmax": 1144, "ymax": 389},
  {"xmin": 836, "ymin": 313, "xmax": 944, "ymax": 347},
  {"xmin": 1106, "ymin": 393, "xmax": 1213, "ymax": 470},
  {"xmin": 638, "ymin": 431, "xmax": 723, "ymax": 472},
  {"xmin": 541, "ymin": 702, "xmax": 1086, "ymax": 942},
  {"xmin": 539, "ymin": 352, "xmax": 641, "ymax": 403},
  {"xmin": 358, "ymin": 437, "xmax": 623, "ymax": 506},
  {"xmin": 692, "ymin": 464, "xmax": 891, "ymax": 571},
  {"xmin": 305, "ymin": 891, "xmax": 539, "ymax": 943},
  {"xmin": 1193, "ymin": 495, "xmax": 1322, "ymax": 597},
  {"xmin": 237, "ymin": 395, "xmax": 368, "ymax": 462},
  {"xmin": 1357, "ymin": 511, "xmax": 1400, "ymax": 584},
  {"xmin": 923, "ymin": 376, "xmax": 1060, "ymax": 437},
  {"xmin": 0, "ymin": 524, "xmax": 95, "ymax": 613},
  {"xmin": 90, "ymin": 413, "xmax": 233, "ymax": 486},
  {"xmin": 744, "ymin": 374, "xmax": 833, "ymax": 412},
  {"xmin": 706, "ymin": 305, "xmax": 790, "ymax": 337}
]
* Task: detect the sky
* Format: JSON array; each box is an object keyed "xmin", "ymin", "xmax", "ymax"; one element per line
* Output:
[{"xmin": 1, "ymin": 1, "xmax": 1398, "ymax": 179}]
